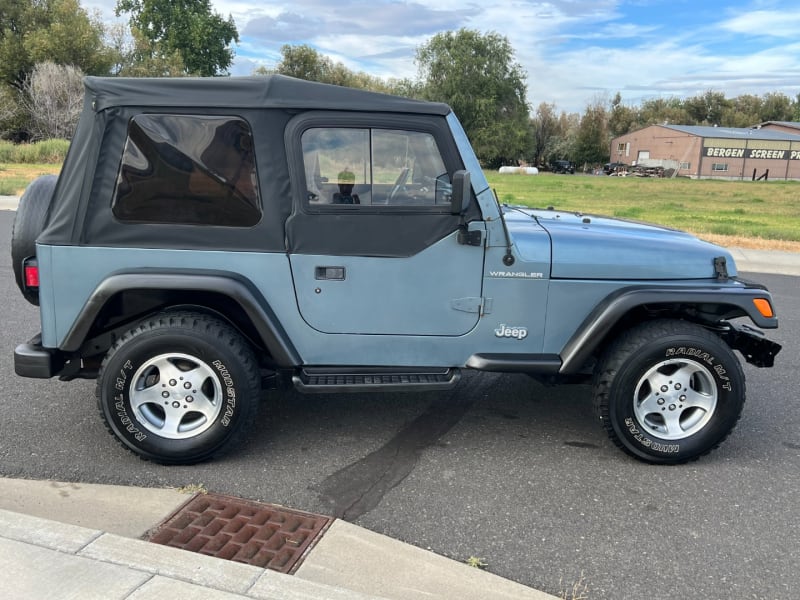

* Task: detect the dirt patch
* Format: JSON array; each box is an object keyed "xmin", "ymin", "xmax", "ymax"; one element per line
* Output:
[{"xmin": 697, "ymin": 233, "xmax": 800, "ymax": 253}]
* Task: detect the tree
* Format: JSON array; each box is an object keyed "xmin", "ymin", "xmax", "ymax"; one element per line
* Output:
[
  {"xmin": 0, "ymin": 85, "xmax": 23, "ymax": 139},
  {"xmin": 684, "ymin": 90, "xmax": 729, "ymax": 125},
  {"xmin": 264, "ymin": 44, "xmax": 406, "ymax": 95},
  {"xmin": 574, "ymin": 101, "xmax": 609, "ymax": 167},
  {"xmin": 19, "ymin": 62, "xmax": 84, "ymax": 140},
  {"xmin": 548, "ymin": 112, "xmax": 579, "ymax": 163},
  {"xmin": 111, "ymin": 25, "xmax": 187, "ymax": 77},
  {"xmin": 608, "ymin": 92, "xmax": 637, "ymax": 137},
  {"xmin": 416, "ymin": 29, "xmax": 530, "ymax": 168},
  {"xmin": 116, "ymin": 0, "xmax": 238, "ymax": 76},
  {"xmin": 636, "ymin": 97, "xmax": 691, "ymax": 127},
  {"xmin": 722, "ymin": 94, "xmax": 762, "ymax": 127},
  {"xmin": 759, "ymin": 92, "xmax": 794, "ymax": 122},
  {"xmin": 530, "ymin": 103, "xmax": 560, "ymax": 166},
  {"xmin": 0, "ymin": 0, "xmax": 113, "ymax": 87}
]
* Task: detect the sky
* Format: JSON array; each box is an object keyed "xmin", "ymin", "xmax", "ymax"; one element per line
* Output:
[{"xmin": 84, "ymin": 0, "xmax": 800, "ymax": 113}]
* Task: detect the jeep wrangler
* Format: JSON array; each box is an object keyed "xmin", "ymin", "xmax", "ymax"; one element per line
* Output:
[{"xmin": 12, "ymin": 76, "xmax": 781, "ymax": 465}]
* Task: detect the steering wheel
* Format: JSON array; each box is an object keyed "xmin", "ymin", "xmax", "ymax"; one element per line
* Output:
[{"xmin": 388, "ymin": 167, "xmax": 410, "ymax": 201}]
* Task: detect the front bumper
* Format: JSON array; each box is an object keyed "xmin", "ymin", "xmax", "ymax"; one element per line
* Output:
[
  {"xmin": 14, "ymin": 335, "xmax": 65, "ymax": 378},
  {"xmin": 720, "ymin": 321, "xmax": 782, "ymax": 368}
]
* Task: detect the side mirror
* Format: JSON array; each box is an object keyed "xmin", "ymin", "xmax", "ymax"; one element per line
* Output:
[{"xmin": 451, "ymin": 170, "xmax": 471, "ymax": 215}]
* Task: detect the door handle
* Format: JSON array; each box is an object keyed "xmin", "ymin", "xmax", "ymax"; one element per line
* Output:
[{"xmin": 315, "ymin": 266, "xmax": 346, "ymax": 280}]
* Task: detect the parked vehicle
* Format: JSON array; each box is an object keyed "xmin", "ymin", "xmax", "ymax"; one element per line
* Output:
[
  {"xmin": 13, "ymin": 76, "xmax": 781, "ymax": 465},
  {"xmin": 604, "ymin": 162, "xmax": 628, "ymax": 175},
  {"xmin": 550, "ymin": 159, "xmax": 575, "ymax": 174}
]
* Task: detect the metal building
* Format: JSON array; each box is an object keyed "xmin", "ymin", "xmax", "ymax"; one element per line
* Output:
[{"xmin": 610, "ymin": 123, "xmax": 800, "ymax": 180}]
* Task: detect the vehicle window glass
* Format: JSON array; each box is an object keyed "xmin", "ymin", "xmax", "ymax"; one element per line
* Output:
[
  {"xmin": 301, "ymin": 127, "xmax": 450, "ymax": 208},
  {"xmin": 112, "ymin": 114, "xmax": 261, "ymax": 226}
]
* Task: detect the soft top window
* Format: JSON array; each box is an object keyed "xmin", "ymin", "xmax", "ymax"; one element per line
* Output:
[
  {"xmin": 301, "ymin": 127, "xmax": 450, "ymax": 209},
  {"xmin": 112, "ymin": 114, "xmax": 261, "ymax": 227}
]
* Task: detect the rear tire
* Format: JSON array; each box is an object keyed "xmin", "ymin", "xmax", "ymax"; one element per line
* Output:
[
  {"xmin": 96, "ymin": 312, "xmax": 261, "ymax": 464},
  {"xmin": 11, "ymin": 174, "xmax": 58, "ymax": 305},
  {"xmin": 593, "ymin": 319, "xmax": 745, "ymax": 464}
]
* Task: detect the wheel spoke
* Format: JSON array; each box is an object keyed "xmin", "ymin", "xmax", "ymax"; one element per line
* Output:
[
  {"xmin": 189, "ymin": 385, "xmax": 219, "ymax": 420},
  {"xmin": 683, "ymin": 388, "xmax": 715, "ymax": 412},
  {"xmin": 637, "ymin": 390, "xmax": 664, "ymax": 415},
  {"xmin": 160, "ymin": 408, "xmax": 186, "ymax": 436},
  {"xmin": 129, "ymin": 384, "xmax": 164, "ymax": 411},
  {"xmin": 149, "ymin": 356, "xmax": 186, "ymax": 382},
  {"xmin": 661, "ymin": 410, "xmax": 686, "ymax": 437}
]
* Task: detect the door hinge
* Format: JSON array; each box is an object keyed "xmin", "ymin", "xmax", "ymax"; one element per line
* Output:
[
  {"xmin": 451, "ymin": 297, "xmax": 493, "ymax": 315},
  {"xmin": 458, "ymin": 226, "xmax": 483, "ymax": 246}
]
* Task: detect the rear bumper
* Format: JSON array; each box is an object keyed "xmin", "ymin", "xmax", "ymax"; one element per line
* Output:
[{"xmin": 14, "ymin": 335, "xmax": 65, "ymax": 378}]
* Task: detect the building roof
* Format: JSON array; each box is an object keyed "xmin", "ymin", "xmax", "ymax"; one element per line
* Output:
[
  {"xmin": 755, "ymin": 121, "xmax": 800, "ymax": 130},
  {"xmin": 663, "ymin": 124, "xmax": 800, "ymax": 141}
]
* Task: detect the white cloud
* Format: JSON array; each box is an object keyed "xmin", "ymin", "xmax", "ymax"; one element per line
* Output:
[
  {"xmin": 82, "ymin": 0, "xmax": 800, "ymax": 113},
  {"xmin": 719, "ymin": 9, "xmax": 800, "ymax": 37}
]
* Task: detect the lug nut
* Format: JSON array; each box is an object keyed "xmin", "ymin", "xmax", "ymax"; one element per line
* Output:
[{"xmin": 162, "ymin": 391, "xmax": 169, "ymax": 398}]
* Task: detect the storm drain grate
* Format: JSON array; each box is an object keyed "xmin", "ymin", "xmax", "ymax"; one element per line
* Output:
[{"xmin": 143, "ymin": 493, "xmax": 332, "ymax": 573}]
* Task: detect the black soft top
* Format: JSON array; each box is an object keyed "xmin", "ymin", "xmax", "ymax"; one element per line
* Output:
[
  {"xmin": 85, "ymin": 75, "xmax": 451, "ymax": 115},
  {"xmin": 39, "ymin": 75, "xmax": 462, "ymax": 253}
]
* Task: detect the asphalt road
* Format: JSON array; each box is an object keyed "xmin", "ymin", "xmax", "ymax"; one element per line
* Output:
[{"xmin": 1, "ymin": 208, "xmax": 798, "ymax": 600}]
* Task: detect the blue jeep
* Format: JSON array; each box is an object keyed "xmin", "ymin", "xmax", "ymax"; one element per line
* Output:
[{"xmin": 12, "ymin": 76, "xmax": 781, "ymax": 465}]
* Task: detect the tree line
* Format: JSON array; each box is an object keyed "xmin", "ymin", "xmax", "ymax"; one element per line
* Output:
[
  {"xmin": 0, "ymin": 0, "xmax": 236, "ymax": 141},
  {"xmin": 3, "ymin": 0, "xmax": 800, "ymax": 170}
]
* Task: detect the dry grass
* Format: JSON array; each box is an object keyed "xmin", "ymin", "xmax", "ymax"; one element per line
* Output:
[
  {"xmin": 697, "ymin": 233, "xmax": 800, "ymax": 252},
  {"xmin": 0, "ymin": 163, "xmax": 61, "ymax": 196}
]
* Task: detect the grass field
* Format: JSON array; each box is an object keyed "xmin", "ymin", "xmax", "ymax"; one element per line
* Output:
[
  {"xmin": 0, "ymin": 163, "xmax": 61, "ymax": 196},
  {"xmin": 487, "ymin": 172, "xmax": 800, "ymax": 251}
]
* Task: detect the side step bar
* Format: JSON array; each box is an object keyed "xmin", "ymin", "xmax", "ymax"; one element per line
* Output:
[{"xmin": 293, "ymin": 367, "xmax": 461, "ymax": 394}]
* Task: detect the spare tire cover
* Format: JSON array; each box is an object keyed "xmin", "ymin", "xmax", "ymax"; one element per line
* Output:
[{"xmin": 11, "ymin": 174, "xmax": 58, "ymax": 306}]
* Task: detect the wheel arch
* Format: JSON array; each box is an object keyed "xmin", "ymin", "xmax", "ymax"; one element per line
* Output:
[
  {"xmin": 559, "ymin": 284, "xmax": 778, "ymax": 374},
  {"xmin": 61, "ymin": 271, "xmax": 301, "ymax": 367}
]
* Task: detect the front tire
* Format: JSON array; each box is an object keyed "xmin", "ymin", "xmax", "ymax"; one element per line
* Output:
[
  {"xmin": 97, "ymin": 312, "xmax": 260, "ymax": 464},
  {"xmin": 593, "ymin": 320, "xmax": 745, "ymax": 464}
]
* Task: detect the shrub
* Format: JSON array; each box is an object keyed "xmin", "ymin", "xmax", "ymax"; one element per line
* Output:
[{"xmin": 0, "ymin": 139, "xmax": 70, "ymax": 163}]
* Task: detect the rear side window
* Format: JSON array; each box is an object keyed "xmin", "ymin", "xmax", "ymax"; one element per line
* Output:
[{"xmin": 112, "ymin": 114, "xmax": 261, "ymax": 226}]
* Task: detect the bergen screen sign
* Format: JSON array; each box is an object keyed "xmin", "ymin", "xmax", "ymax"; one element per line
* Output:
[{"xmin": 705, "ymin": 147, "xmax": 800, "ymax": 160}]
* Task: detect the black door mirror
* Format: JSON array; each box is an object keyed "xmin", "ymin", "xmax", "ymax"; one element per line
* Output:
[{"xmin": 451, "ymin": 170, "xmax": 471, "ymax": 215}]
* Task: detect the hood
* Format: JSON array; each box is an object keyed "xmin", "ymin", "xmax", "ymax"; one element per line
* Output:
[{"xmin": 503, "ymin": 207, "xmax": 736, "ymax": 280}]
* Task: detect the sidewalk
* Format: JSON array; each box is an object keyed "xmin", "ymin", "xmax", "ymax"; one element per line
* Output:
[{"xmin": 0, "ymin": 478, "xmax": 557, "ymax": 600}]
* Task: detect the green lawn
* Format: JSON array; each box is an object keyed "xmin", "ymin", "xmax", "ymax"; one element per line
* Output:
[{"xmin": 487, "ymin": 172, "xmax": 800, "ymax": 243}]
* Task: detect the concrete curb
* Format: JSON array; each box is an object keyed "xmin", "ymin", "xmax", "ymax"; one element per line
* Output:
[
  {"xmin": 0, "ymin": 195, "xmax": 19, "ymax": 211},
  {"xmin": 0, "ymin": 478, "xmax": 558, "ymax": 600}
]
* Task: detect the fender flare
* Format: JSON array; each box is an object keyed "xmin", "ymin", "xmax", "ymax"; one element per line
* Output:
[
  {"xmin": 60, "ymin": 271, "xmax": 301, "ymax": 367},
  {"xmin": 558, "ymin": 283, "xmax": 778, "ymax": 374}
]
